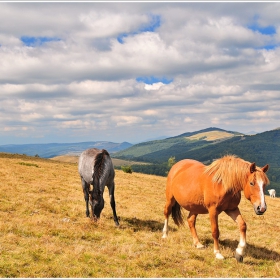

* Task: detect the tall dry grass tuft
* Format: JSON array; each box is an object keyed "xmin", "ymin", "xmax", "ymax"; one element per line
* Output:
[{"xmin": 0, "ymin": 153, "xmax": 280, "ymax": 277}]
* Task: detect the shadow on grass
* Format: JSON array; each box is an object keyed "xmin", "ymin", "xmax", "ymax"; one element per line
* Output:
[
  {"xmin": 121, "ymin": 217, "xmax": 172, "ymax": 232},
  {"xmin": 119, "ymin": 217, "xmax": 280, "ymax": 263},
  {"xmin": 219, "ymin": 238, "xmax": 280, "ymax": 262}
]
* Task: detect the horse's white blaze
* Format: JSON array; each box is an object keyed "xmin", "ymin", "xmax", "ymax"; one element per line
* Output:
[
  {"xmin": 258, "ymin": 178, "xmax": 266, "ymax": 211},
  {"xmin": 162, "ymin": 219, "xmax": 168, "ymax": 238}
]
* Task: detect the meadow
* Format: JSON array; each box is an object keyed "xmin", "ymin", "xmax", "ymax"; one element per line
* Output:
[{"xmin": 0, "ymin": 152, "xmax": 279, "ymax": 278}]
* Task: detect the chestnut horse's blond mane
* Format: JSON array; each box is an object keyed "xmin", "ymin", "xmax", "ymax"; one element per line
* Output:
[{"xmin": 204, "ymin": 154, "xmax": 268, "ymax": 193}]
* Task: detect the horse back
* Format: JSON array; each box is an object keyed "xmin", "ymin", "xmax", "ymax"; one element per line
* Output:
[{"xmin": 78, "ymin": 148, "xmax": 114, "ymax": 185}]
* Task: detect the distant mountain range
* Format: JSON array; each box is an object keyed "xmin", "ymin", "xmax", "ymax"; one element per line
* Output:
[
  {"xmin": 0, "ymin": 141, "xmax": 132, "ymax": 158},
  {"xmin": 1, "ymin": 127, "xmax": 279, "ymax": 195}
]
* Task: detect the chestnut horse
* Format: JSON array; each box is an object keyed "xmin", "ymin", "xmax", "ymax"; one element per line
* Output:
[{"xmin": 162, "ymin": 155, "xmax": 269, "ymax": 262}]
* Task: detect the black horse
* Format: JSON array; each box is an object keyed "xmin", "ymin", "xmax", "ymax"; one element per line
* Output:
[{"xmin": 78, "ymin": 148, "xmax": 119, "ymax": 226}]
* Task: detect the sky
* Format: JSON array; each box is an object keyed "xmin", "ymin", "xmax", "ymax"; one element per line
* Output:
[{"xmin": 1, "ymin": 1, "xmax": 280, "ymax": 145}]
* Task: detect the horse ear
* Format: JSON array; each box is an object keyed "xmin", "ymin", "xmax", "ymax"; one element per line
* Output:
[
  {"xmin": 262, "ymin": 164, "xmax": 269, "ymax": 173},
  {"xmin": 250, "ymin": 162, "xmax": 256, "ymax": 173}
]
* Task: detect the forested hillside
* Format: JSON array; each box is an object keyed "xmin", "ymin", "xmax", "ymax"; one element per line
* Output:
[
  {"xmin": 114, "ymin": 127, "xmax": 243, "ymax": 163},
  {"xmin": 114, "ymin": 128, "xmax": 280, "ymax": 196}
]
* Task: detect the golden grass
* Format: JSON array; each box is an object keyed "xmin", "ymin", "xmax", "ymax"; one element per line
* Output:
[
  {"xmin": 186, "ymin": 131, "xmax": 236, "ymax": 141},
  {"xmin": 0, "ymin": 152, "xmax": 280, "ymax": 278}
]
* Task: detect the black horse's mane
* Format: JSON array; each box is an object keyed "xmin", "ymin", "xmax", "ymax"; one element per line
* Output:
[
  {"xmin": 92, "ymin": 149, "xmax": 109, "ymax": 198},
  {"xmin": 94, "ymin": 149, "xmax": 109, "ymax": 179}
]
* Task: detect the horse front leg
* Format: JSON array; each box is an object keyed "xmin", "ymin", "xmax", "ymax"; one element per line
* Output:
[
  {"xmin": 225, "ymin": 208, "xmax": 247, "ymax": 262},
  {"xmin": 209, "ymin": 208, "xmax": 224, "ymax": 259},
  {"xmin": 81, "ymin": 178, "xmax": 90, "ymax": 217},
  {"xmin": 187, "ymin": 212, "xmax": 204, "ymax": 248},
  {"xmin": 108, "ymin": 182, "xmax": 119, "ymax": 226}
]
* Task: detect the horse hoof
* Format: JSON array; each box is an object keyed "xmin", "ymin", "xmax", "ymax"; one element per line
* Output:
[
  {"xmin": 195, "ymin": 243, "xmax": 205, "ymax": 249},
  {"xmin": 215, "ymin": 252, "xmax": 224, "ymax": 260},
  {"xmin": 235, "ymin": 252, "xmax": 243, "ymax": 263}
]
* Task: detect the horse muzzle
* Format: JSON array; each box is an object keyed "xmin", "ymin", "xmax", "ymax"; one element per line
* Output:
[{"xmin": 253, "ymin": 203, "xmax": 267, "ymax": 215}]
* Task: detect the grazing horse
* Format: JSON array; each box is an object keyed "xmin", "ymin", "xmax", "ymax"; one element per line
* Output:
[
  {"xmin": 78, "ymin": 148, "xmax": 119, "ymax": 226},
  {"xmin": 268, "ymin": 189, "xmax": 276, "ymax": 198},
  {"xmin": 162, "ymin": 155, "xmax": 269, "ymax": 262}
]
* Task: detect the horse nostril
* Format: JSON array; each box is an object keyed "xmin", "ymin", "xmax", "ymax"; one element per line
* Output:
[{"xmin": 257, "ymin": 205, "xmax": 266, "ymax": 213}]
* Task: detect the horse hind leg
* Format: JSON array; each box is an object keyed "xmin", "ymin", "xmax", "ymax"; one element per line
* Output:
[
  {"xmin": 162, "ymin": 196, "xmax": 175, "ymax": 238},
  {"xmin": 187, "ymin": 212, "xmax": 204, "ymax": 249}
]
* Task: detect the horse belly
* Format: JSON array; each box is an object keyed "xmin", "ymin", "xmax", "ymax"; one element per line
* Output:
[
  {"xmin": 171, "ymin": 163, "xmax": 208, "ymax": 214},
  {"xmin": 175, "ymin": 188, "xmax": 208, "ymax": 214}
]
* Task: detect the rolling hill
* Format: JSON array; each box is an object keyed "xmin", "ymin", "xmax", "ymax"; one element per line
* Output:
[
  {"xmin": 113, "ymin": 127, "xmax": 280, "ymax": 195},
  {"xmin": 113, "ymin": 127, "xmax": 244, "ymax": 163}
]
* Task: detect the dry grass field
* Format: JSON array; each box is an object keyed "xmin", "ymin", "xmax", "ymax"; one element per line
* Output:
[{"xmin": 0, "ymin": 152, "xmax": 280, "ymax": 278}]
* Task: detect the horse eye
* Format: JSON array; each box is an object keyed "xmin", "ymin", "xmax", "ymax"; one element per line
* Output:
[{"xmin": 250, "ymin": 182, "xmax": 254, "ymax": 186}]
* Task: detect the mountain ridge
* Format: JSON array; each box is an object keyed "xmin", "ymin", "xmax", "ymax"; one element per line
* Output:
[
  {"xmin": 113, "ymin": 127, "xmax": 244, "ymax": 162},
  {"xmin": 0, "ymin": 141, "xmax": 133, "ymax": 158}
]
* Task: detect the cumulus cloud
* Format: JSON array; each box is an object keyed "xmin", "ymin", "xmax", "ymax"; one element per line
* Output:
[{"xmin": 0, "ymin": 2, "xmax": 280, "ymax": 144}]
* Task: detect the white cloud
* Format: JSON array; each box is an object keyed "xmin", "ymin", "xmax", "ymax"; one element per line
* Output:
[
  {"xmin": 79, "ymin": 11, "xmax": 148, "ymax": 38},
  {"xmin": 1, "ymin": 2, "xmax": 280, "ymax": 144},
  {"xmin": 111, "ymin": 115, "xmax": 143, "ymax": 127},
  {"xmin": 144, "ymin": 82, "xmax": 165, "ymax": 91}
]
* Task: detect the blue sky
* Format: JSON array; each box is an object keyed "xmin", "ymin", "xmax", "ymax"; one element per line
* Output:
[
  {"xmin": 0, "ymin": 2, "xmax": 280, "ymax": 144},
  {"xmin": 117, "ymin": 13, "xmax": 161, "ymax": 44},
  {"xmin": 136, "ymin": 76, "xmax": 173, "ymax": 85},
  {"xmin": 21, "ymin": 36, "xmax": 61, "ymax": 46},
  {"xmin": 248, "ymin": 22, "xmax": 278, "ymax": 50}
]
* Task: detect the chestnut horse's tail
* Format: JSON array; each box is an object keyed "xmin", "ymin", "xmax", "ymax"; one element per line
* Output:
[{"xmin": 171, "ymin": 200, "xmax": 184, "ymax": 226}]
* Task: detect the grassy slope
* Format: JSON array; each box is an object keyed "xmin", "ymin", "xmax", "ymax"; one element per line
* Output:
[
  {"xmin": 0, "ymin": 153, "xmax": 280, "ymax": 278},
  {"xmin": 113, "ymin": 129, "xmax": 241, "ymax": 162}
]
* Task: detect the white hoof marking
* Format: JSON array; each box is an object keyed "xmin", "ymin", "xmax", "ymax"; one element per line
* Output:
[
  {"xmin": 195, "ymin": 243, "xmax": 205, "ymax": 249},
  {"xmin": 215, "ymin": 252, "xmax": 224, "ymax": 260}
]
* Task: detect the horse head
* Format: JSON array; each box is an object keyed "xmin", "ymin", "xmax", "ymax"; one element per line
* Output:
[
  {"xmin": 243, "ymin": 162, "xmax": 269, "ymax": 215},
  {"xmin": 89, "ymin": 190, "xmax": 104, "ymax": 220}
]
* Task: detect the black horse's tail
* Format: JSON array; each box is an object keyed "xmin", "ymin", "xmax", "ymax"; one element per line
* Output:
[
  {"xmin": 171, "ymin": 200, "xmax": 184, "ymax": 227},
  {"xmin": 92, "ymin": 149, "xmax": 109, "ymax": 198}
]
